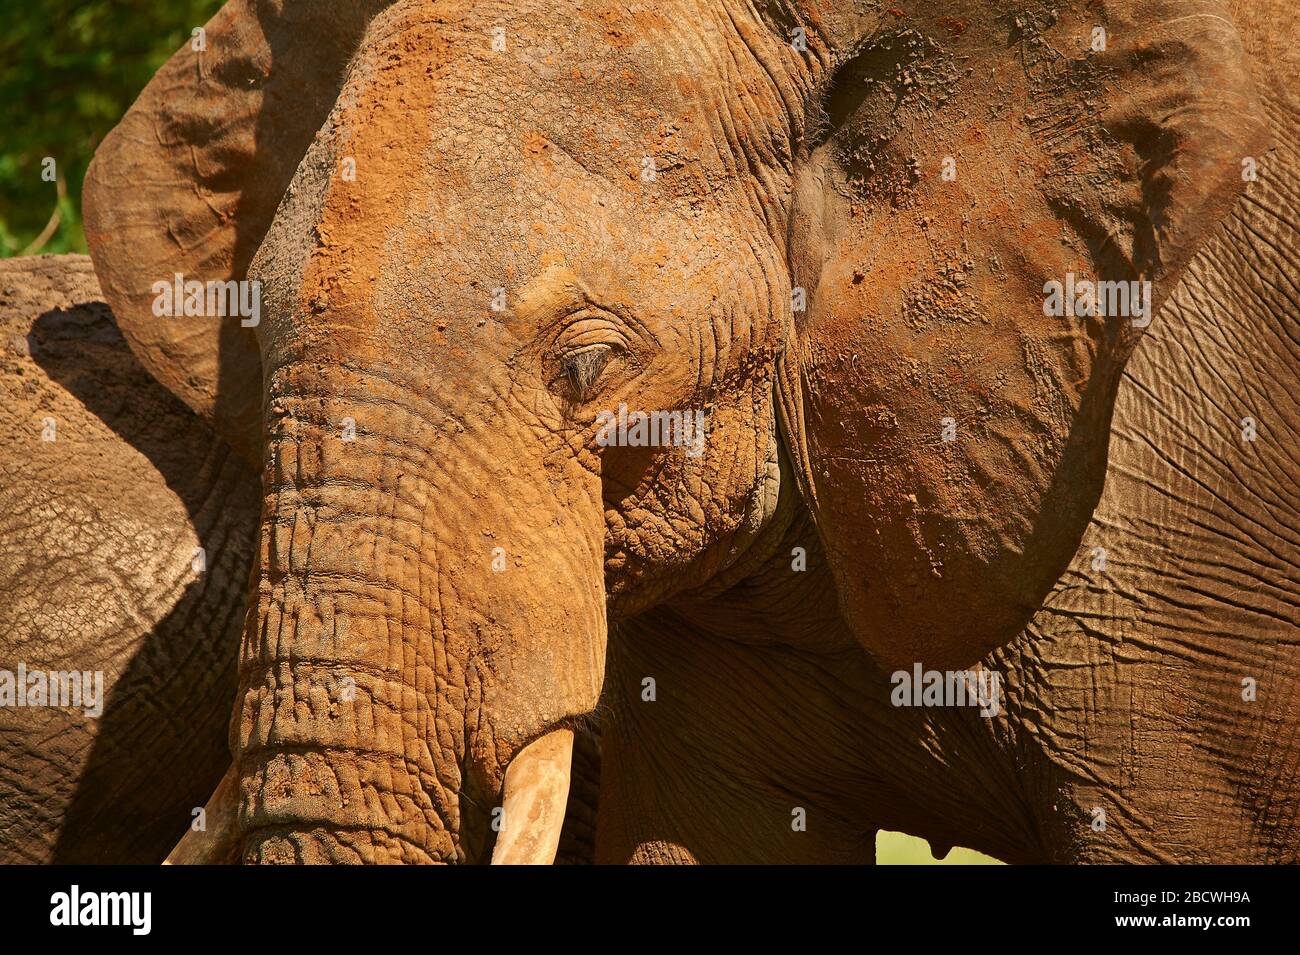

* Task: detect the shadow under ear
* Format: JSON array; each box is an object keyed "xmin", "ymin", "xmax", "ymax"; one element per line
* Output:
[
  {"xmin": 82, "ymin": 0, "xmax": 391, "ymax": 468},
  {"xmin": 19, "ymin": 297, "xmax": 259, "ymax": 863}
]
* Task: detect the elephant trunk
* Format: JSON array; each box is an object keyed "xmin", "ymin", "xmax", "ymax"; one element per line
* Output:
[{"xmin": 214, "ymin": 366, "xmax": 607, "ymax": 864}]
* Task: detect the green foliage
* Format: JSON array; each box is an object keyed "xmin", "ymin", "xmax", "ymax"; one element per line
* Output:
[
  {"xmin": 876, "ymin": 830, "xmax": 1004, "ymax": 865},
  {"xmin": 0, "ymin": 0, "xmax": 223, "ymax": 256}
]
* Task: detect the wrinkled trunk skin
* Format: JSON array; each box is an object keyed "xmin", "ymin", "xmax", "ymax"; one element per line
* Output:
[{"xmin": 231, "ymin": 365, "xmax": 606, "ymax": 864}]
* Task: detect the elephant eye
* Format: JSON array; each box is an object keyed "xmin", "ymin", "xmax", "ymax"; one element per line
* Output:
[{"xmin": 559, "ymin": 344, "xmax": 615, "ymax": 399}]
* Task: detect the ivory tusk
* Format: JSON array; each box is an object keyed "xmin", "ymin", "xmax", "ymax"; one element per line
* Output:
[
  {"xmin": 490, "ymin": 728, "xmax": 574, "ymax": 865},
  {"xmin": 163, "ymin": 764, "xmax": 241, "ymax": 865}
]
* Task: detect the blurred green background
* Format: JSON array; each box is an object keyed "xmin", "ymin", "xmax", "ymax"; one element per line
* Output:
[
  {"xmin": 0, "ymin": 0, "xmax": 223, "ymax": 257},
  {"xmin": 878, "ymin": 831, "xmax": 1002, "ymax": 865},
  {"xmin": 0, "ymin": 3, "xmax": 1009, "ymax": 864}
]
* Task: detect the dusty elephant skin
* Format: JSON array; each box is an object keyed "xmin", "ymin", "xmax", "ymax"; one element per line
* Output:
[
  {"xmin": 0, "ymin": 255, "xmax": 260, "ymax": 863},
  {"xmin": 599, "ymin": 0, "xmax": 1300, "ymax": 864},
  {"xmin": 72, "ymin": 0, "xmax": 1295, "ymax": 863}
]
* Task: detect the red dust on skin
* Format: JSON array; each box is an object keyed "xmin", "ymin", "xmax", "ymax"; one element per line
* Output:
[{"xmin": 76, "ymin": 0, "xmax": 1279, "ymax": 864}]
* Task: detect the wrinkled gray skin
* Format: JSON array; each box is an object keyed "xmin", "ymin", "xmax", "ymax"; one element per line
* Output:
[{"xmin": 0, "ymin": 256, "xmax": 259, "ymax": 863}]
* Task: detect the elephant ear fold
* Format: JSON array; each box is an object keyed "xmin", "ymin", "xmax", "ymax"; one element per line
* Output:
[
  {"xmin": 82, "ymin": 0, "xmax": 383, "ymax": 466},
  {"xmin": 783, "ymin": 0, "xmax": 1269, "ymax": 668}
]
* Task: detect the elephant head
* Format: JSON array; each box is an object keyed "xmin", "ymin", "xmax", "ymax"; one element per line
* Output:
[{"xmin": 83, "ymin": 0, "xmax": 1265, "ymax": 862}]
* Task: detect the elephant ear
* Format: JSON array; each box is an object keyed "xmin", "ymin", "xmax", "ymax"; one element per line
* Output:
[
  {"xmin": 83, "ymin": 0, "xmax": 384, "ymax": 466},
  {"xmin": 783, "ymin": 0, "xmax": 1268, "ymax": 668}
]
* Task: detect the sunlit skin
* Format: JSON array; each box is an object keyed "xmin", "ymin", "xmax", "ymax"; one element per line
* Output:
[{"xmin": 8, "ymin": 0, "xmax": 1281, "ymax": 865}]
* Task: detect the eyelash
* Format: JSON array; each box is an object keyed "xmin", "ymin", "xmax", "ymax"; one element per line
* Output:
[{"xmin": 560, "ymin": 344, "xmax": 616, "ymax": 398}]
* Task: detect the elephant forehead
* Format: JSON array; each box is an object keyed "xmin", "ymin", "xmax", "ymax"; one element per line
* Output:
[
  {"xmin": 334, "ymin": 0, "xmax": 800, "ymax": 200},
  {"xmin": 258, "ymin": 0, "xmax": 798, "ymax": 367}
]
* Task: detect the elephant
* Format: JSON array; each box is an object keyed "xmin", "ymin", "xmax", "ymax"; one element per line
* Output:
[
  {"xmin": 0, "ymin": 254, "xmax": 260, "ymax": 863},
  {"xmin": 72, "ymin": 0, "xmax": 1295, "ymax": 863},
  {"xmin": 603, "ymin": 0, "xmax": 1300, "ymax": 863},
  {"xmin": 0, "ymin": 255, "xmax": 608, "ymax": 865}
]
